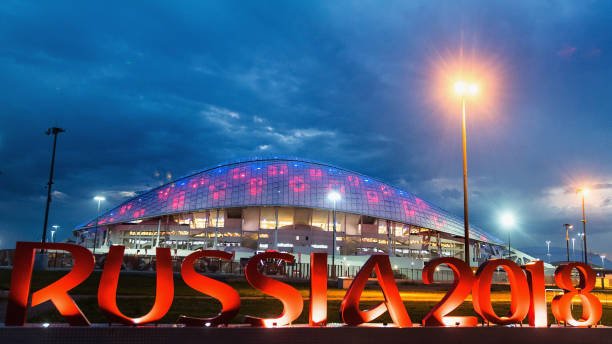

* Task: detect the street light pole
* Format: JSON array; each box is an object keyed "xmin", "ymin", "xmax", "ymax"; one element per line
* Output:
[
  {"xmin": 601, "ymin": 255, "xmax": 606, "ymax": 283},
  {"xmin": 578, "ymin": 188, "xmax": 589, "ymax": 265},
  {"xmin": 461, "ymin": 96, "xmax": 471, "ymax": 265},
  {"xmin": 41, "ymin": 127, "xmax": 65, "ymax": 248},
  {"xmin": 563, "ymin": 224, "xmax": 573, "ymax": 262},
  {"xmin": 546, "ymin": 240, "xmax": 551, "ymax": 263},
  {"xmin": 93, "ymin": 196, "xmax": 105, "ymax": 255},
  {"xmin": 572, "ymin": 237, "xmax": 576, "ymax": 260},
  {"xmin": 577, "ymin": 233, "xmax": 585, "ymax": 263},
  {"xmin": 454, "ymin": 81, "xmax": 478, "ymax": 265},
  {"xmin": 51, "ymin": 225, "xmax": 59, "ymax": 243}
]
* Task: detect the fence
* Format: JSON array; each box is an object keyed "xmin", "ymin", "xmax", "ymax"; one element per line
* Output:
[{"xmin": 0, "ymin": 251, "xmax": 522, "ymax": 284}]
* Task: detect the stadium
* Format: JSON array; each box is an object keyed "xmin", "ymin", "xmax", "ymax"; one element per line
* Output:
[{"xmin": 73, "ymin": 157, "xmax": 538, "ymax": 270}]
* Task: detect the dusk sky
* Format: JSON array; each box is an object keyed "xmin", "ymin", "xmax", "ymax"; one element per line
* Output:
[{"xmin": 0, "ymin": 1, "xmax": 610, "ymax": 260}]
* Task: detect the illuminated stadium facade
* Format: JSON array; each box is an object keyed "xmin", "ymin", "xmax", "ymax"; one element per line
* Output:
[{"xmin": 74, "ymin": 157, "xmax": 537, "ymax": 268}]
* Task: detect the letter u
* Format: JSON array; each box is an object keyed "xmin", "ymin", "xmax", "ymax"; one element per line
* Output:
[{"xmin": 98, "ymin": 246, "xmax": 174, "ymax": 325}]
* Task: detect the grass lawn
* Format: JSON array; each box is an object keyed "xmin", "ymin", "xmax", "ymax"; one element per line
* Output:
[{"xmin": 1, "ymin": 269, "xmax": 611, "ymax": 326}]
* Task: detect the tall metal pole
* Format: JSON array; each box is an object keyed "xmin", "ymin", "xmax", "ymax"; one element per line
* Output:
[
  {"xmin": 507, "ymin": 231, "xmax": 511, "ymax": 259},
  {"xmin": 42, "ymin": 127, "xmax": 65, "ymax": 248},
  {"xmin": 461, "ymin": 97, "xmax": 471, "ymax": 265},
  {"xmin": 274, "ymin": 207, "xmax": 279, "ymax": 250},
  {"xmin": 214, "ymin": 209, "xmax": 220, "ymax": 249},
  {"xmin": 332, "ymin": 200, "xmax": 337, "ymax": 278},
  {"xmin": 155, "ymin": 217, "xmax": 162, "ymax": 248},
  {"xmin": 581, "ymin": 194, "xmax": 588, "ymax": 265},
  {"xmin": 563, "ymin": 224, "xmax": 572, "ymax": 262},
  {"xmin": 93, "ymin": 198, "xmax": 102, "ymax": 255}
]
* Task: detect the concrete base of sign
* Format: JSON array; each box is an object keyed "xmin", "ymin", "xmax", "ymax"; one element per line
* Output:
[{"xmin": 0, "ymin": 325, "xmax": 611, "ymax": 344}]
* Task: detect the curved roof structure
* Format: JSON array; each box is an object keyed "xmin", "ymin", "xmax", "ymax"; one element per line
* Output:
[{"xmin": 77, "ymin": 157, "xmax": 502, "ymax": 244}]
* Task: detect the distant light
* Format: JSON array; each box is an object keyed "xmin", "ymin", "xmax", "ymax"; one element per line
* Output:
[
  {"xmin": 327, "ymin": 191, "xmax": 341, "ymax": 203},
  {"xmin": 578, "ymin": 188, "xmax": 590, "ymax": 197},
  {"xmin": 500, "ymin": 212, "xmax": 516, "ymax": 229},
  {"xmin": 51, "ymin": 225, "xmax": 60, "ymax": 230},
  {"xmin": 204, "ymin": 322, "xmax": 211, "ymax": 327},
  {"xmin": 94, "ymin": 196, "xmax": 106, "ymax": 202},
  {"xmin": 42, "ymin": 323, "xmax": 50, "ymax": 328}
]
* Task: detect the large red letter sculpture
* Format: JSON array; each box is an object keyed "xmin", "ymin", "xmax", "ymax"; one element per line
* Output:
[
  {"xmin": 244, "ymin": 252, "xmax": 304, "ymax": 327},
  {"xmin": 472, "ymin": 259, "xmax": 530, "ymax": 325},
  {"xmin": 340, "ymin": 255, "xmax": 412, "ymax": 327},
  {"xmin": 422, "ymin": 257, "xmax": 477, "ymax": 326},
  {"xmin": 309, "ymin": 253, "xmax": 328, "ymax": 326},
  {"xmin": 551, "ymin": 262, "xmax": 602, "ymax": 327},
  {"xmin": 98, "ymin": 246, "xmax": 174, "ymax": 325},
  {"xmin": 523, "ymin": 261, "xmax": 548, "ymax": 327},
  {"xmin": 5, "ymin": 242, "xmax": 94, "ymax": 326},
  {"xmin": 177, "ymin": 250, "xmax": 240, "ymax": 326}
]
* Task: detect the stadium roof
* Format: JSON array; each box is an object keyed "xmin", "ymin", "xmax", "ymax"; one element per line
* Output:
[{"xmin": 76, "ymin": 157, "xmax": 502, "ymax": 245}]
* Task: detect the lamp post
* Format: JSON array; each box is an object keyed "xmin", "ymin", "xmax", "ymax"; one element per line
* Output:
[
  {"xmin": 328, "ymin": 190, "xmax": 341, "ymax": 278},
  {"xmin": 571, "ymin": 237, "xmax": 576, "ymax": 260},
  {"xmin": 578, "ymin": 188, "xmax": 589, "ymax": 264},
  {"xmin": 601, "ymin": 255, "xmax": 607, "ymax": 288},
  {"xmin": 93, "ymin": 196, "xmax": 105, "ymax": 255},
  {"xmin": 500, "ymin": 212, "xmax": 515, "ymax": 260},
  {"xmin": 51, "ymin": 225, "xmax": 59, "ymax": 243},
  {"xmin": 577, "ymin": 232, "xmax": 585, "ymax": 263},
  {"xmin": 545, "ymin": 240, "xmax": 551, "ymax": 263},
  {"xmin": 41, "ymin": 127, "xmax": 65, "ymax": 249},
  {"xmin": 454, "ymin": 81, "xmax": 479, "ymax": 265},
  {"xmin": 563, "ymin": 224, "xmax": 573, "ymax": 262}
]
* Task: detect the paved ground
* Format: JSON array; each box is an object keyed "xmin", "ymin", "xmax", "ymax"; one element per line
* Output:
[{"xmin": 1, "ymin": 325, "xmax": 611, "ymax": 344}]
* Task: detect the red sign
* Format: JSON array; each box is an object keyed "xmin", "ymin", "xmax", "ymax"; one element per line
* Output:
[{"xmin": 4, "ymin": 242, "xmax": 603, "ymax": 328}]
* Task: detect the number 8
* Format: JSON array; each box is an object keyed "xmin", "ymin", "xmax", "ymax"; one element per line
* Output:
[{"xmin": 551, "ymin": 263, "xmax": 602, "ymax": 327}]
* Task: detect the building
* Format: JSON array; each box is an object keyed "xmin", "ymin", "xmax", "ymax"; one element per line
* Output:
[{"xmin": 73, "ymin": 157, "xmax": 538, "ymax": 268}]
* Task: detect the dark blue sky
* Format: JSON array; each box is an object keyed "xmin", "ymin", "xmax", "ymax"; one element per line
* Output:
[{"xmin": 0, "ymin": 1, "xmax": 610, "ymax": 259}]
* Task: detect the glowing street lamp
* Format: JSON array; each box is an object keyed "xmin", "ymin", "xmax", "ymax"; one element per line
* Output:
[
  {"xmin": 577, "ymin": 188, "xmax": 589, "ymax": 264},
  {"xmin": 51, "ymin": 225, "xmax": 59, "ymax": 243},
  {"xmin": 454, "ymin": 80, "xmax": 479, "ymax": 265},
  {"xmin": 328, "ymin": 190, "xmax": 341, "ymax": 278},
  {"xmin": 563, "ymin": 224, "xmax": 573, "ymax": 262},
  {"xmin": 93, "ymin": 196, "xmax": 106, "ymax": 255},
  {"xmin": 500, "ymin": 212, "xmax": 515, "ymax": 260},
  {"xmin": 545, "ymin": 240, "xmax": 551, "ymax": 263}
]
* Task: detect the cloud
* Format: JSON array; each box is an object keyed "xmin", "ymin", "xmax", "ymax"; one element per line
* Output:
[
  {"xmin": 52, "ymin": 190, "xmax": 68, "ymax": 200},
  {"xmin": 0, "ymin": 0, "xmax": 611, "ymax": 258},
  {"xmin": 557, "ymin": 45, "xmax": 577, "ymax": 57}
]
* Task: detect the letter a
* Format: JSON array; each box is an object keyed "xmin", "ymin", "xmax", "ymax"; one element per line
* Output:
[{"xmin": 340, "ymin": 255, "xmax": 411, "ymax": 327}]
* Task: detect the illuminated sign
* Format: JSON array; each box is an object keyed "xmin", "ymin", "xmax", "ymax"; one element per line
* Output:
[{"xmin": 4, "ymin": 242, "xmax": 602, "ymax": 328}]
